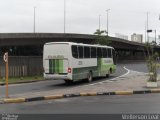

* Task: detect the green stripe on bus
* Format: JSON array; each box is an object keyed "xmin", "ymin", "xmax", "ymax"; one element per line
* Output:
[
  {"xmin": 49, "ymin": 59, "xmax": 64, "ymax": 73},
  {"xmin": 72, "ymin": 66, "xmax": 98, "ymax": 81},
  {"xmin": 49, "ymin": 60, "xmax": 51, "ymax": 73},
  {"xmin": 97, "ymin": 58, "xmax": 102, "ymax": 71},
  {"xmin": 58, "ymin": 59, "xmax": 60, "ymax": 73},
  {"xmin": 49, "ymin": 59, "xmax": 55, "ymax": 73},
  {"xmin": 55, "ymin": 59, "xmax": 58, "ymax": 73},
  {"xmin": 59, "ymin": 60, "xmax": 63, "ymax": 73},
  {"xmin": 53, "ymin": 59, "xmax": 56, "ymax": 73},
  {"xmin": 54, "ymin": 59, "xmax": 57, "ymax": 73}
]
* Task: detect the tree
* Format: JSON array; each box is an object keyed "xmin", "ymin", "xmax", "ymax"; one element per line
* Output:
[
  {"xmin": 145, "ymin": 42, "xmax": 159, "ymax": 82},
  {"xmin": 94, "ymin": 29, "xmax": 110, "ymax": 45}
]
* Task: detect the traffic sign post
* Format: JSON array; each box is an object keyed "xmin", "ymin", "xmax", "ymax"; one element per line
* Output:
[{"xmin": 4, "ymin": 52, "xmax": 9, "ymax": 98}]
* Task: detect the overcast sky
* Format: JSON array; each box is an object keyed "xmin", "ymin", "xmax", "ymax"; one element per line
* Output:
[{"xmin": 0, "ymin": 0, "xmax": 160, "ymax": 40}]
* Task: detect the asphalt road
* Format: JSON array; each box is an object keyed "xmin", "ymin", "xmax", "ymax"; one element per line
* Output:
[
  {"xmin": 0, "ymin": 64, "xmax": 126, "ymax": 98},
  {"xmin": 0, "ymin": 94, "xmax": 160, "ymax": 114},
  {"xmin": 124, "ymin": 62, "xmax": 160, "ymax": 74}
]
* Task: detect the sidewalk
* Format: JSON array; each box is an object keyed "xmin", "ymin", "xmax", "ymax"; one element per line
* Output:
[{"xmin": 3, "ymin": 69, "xmax": 160, "ymax": 99}]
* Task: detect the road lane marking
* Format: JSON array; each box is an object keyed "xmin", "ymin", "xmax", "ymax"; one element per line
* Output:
[
  {"xmin": 125, "ymin": 69, "xmax": 147, "ymax": 74},
  {"xmin": 86, "ymin": 66, "xmax": 130, "ymax": 86}
]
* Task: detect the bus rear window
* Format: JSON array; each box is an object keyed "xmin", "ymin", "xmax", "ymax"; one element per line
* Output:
[
  {"xmin": 97, "ymin": 47, "xmax": 102, "ymax": 58},
  {"xmin": 107, "ymin": 48, "xmax": 111, "ymax": 58},
  {"xmin": 102, "ymin": 48, "xmax": 107, "ymax": 58},
  {"xmin": 91, "ymin": 47, "xmax": 96, "ymax": 58}
]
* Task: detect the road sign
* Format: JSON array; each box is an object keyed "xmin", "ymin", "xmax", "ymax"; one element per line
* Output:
[
  {"xmin": 147, "ymin": 30, "xmax": 152, "ymax": 32},
  {"xmin": 3, "ymin": 52, "xmax": 8, "ymax": 62}
]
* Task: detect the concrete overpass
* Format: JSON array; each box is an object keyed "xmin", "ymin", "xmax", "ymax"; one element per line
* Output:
[
  {"xmin": 0, "ymin": 33, "xmax": 148, "ymax": 47},
  {"xmin": 0, "ymin": 33, "xmax": 160, "ymax": 60}
]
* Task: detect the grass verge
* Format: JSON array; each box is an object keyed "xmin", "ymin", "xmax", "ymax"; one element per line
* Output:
[{"xmin": 0, "ymin": 76, "xmax": 44, "ymax": 84}]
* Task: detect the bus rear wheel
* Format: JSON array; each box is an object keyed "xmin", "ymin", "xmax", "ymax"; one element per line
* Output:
[{"xmin": 87, "ymin": 72, "xmax": 93, "ymax": 83}]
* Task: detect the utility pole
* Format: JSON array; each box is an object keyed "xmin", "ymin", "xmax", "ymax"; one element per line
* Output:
[
  {"xmin": 106, "ymin": 9, "xmax": 110, "ymax": 36},
  {"xmin": 145, "ymin": 21, "xmax": 147, "ymax": 43},
  {"xmin": 155, "ymin": 30, "xmax": 156, "ymax": 44},
  {"xmin": 64, "ymin": 0, "xmax": 66, "ymax": 33},
  {"xmin": 99, "ymin": 14, "xmax": 101, "ymax": 31},
  {"xmin": 34, "ymin": 6, "xmax": 36, "ymax": 33},
  {"xmin": 146, "ymin": 12, "xmax": 149, "ymax": 42}
]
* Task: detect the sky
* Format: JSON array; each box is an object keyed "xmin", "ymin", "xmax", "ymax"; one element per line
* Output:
[{"xmin": 0, "ymin": 0, "xmax": 160, "ymax": 41}]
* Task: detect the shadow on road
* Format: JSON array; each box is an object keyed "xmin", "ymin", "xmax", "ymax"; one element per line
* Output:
[{"xmin": 47, "ymin": 75, "xmax": 116, "ymax": 88}]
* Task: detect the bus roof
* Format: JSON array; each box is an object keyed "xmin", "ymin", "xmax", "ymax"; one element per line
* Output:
[{"xmin": 44, "ymin": 42, "xmax": 114, "ymax": 49}]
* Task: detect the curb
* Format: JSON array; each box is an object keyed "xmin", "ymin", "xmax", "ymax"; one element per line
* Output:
[
  {"xmin": 1, "ymin": 89, "xmax": 160, "ymax": 104},
  {"xmin": 3, "ymin": 98, "xmax": 25, "ymax": 103}
]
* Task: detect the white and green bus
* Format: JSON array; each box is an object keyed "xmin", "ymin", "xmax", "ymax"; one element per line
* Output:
[{"xmin": 43, "ymin": 42, "xmax": 116, "ymax": 83}]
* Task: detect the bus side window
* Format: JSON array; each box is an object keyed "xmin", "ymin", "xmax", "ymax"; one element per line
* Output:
[
  {"xmin": 78, "ymin": 46, "xmax": 83, "ymax": 58},
  {"xmin": 102, "ymin": 48, "xmax": 107, "ymax": 58},
  {"xmin": 91, "ymin": 47, "xmax": 96, "ymax": 58},
  {"xmin": 97, "ymin": 47, "xmax": 102, "ymax": 58},
  {"xmin": 107, "ymin": 48, "xmax": 111, "ymax": 58},
  {"xmin": 84, "ymin": 46, "xmax": 90, "ymax": 58},
  {"xmin": 71, "ymin": 45, "xmax": 78, "ymax": 58}
]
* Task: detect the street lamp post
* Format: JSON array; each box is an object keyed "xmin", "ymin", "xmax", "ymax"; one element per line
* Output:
[
  {"xmin": 145, "ymin": 21, "xmax": 147, "ymax": 43},
  {"xmin": 106, "ymin": 9, "xmax": 110, "ymax": 36},
  {"xmin": 99, "ymin": 14, "xmax": 101, "ymax": 31},
  {"xmin": 146, "ymin": 12, "xmax": 149, "ymax": 42},
  {"xmin": 64, "ymin": 0, "xmax": 66, "ymax": 33},
  {"xmin": 34, "ymin": 6, "xmax": 36, "ymax": 33},
  {"xmin": 154, "ymin": 30, "xmax": 156, "ymax": 44}
]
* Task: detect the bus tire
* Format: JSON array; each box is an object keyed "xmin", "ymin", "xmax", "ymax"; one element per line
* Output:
[
  {"xmin": 106, "ymin": 69, "xmax": 112, "ymax": 78},
  {"xmin": 64, "ymin": 80, "xmax": 73, "ymax": 84},
  {"xmin": 87, "ymin": 71, "xmax": 93, "ymax": 83}
]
